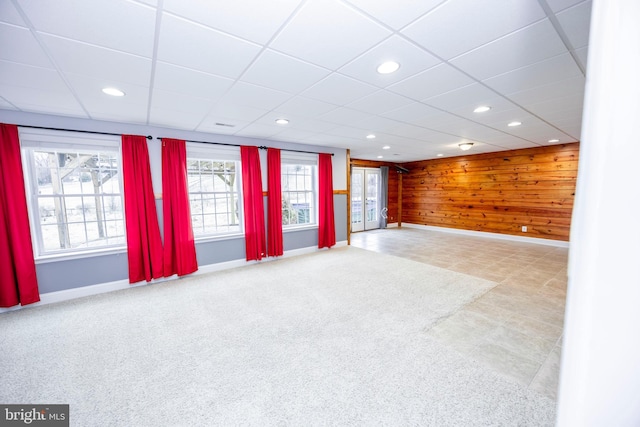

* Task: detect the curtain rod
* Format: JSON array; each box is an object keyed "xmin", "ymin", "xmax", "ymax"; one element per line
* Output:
[
  {"xmin": 157, "ymin": 137, "xmax": 334, "ymax": 156},
  {"xmin": 18, "ymin": 124, "xmax": 152, "ymax": 140}
]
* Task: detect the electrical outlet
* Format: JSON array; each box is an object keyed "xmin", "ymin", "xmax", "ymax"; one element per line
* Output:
[{"xmin": 522, "ymin": 226, "xmax": 528, "ymax": 232}]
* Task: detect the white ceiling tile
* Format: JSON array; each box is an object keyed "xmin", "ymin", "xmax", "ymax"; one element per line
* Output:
[
  {"xmin": 0, "ymin": 1, "xmax": 26, "ymax": 26},
  {"xmin": 197, "ymin": 115, "xmax": 251, "ymax": 134},
  {"xmin": 306, "ymin": 132, "xmax": 364, "ymax": 149},
  {"xmin": 149, "ymin": 107, "xmax": 206, "ymax": 130},
  {"xmin": 352, "ymin": 116, "xmax": 406, "ymax": 133},
  {"xmin": 153, "ymin": 62, "xmax": 234, "ymax": 101},
  {"xmin": 381, "ymin": 102, "xmax": 443, "ymax": 123},
  {"xmin": 17, "ymin": 0, "xmax": 156, "ymax": 57},
  {"xmin": 388, "ymin": 63, "xmax": 475, "ymax": 100},
  {"xmin": 0, "ymin": 59, "xmax": 65, "ymax": 91},
  {"xmin": 0, "ymin": 23, "xmax": 52, "ymax": 68},
  {"xmin": 0, "ymin": 96, "xmax": 16, "ymax": 109},
  {"xmin": 252, "ymin": 111, "xmax": 336, "ymax": 133},
  {"xmin": 64, "ymin": 73, "xmax": 148, "ymax": 121},
  {"xmin": 385, "ymin": 123, "xmax": 435, "ymax": 139},
  {"xmin": 133, "ymin": 0, "xmax": 158, "ymax": 6},
  {"xmin": 219, "ymin": 82, "xmax": 290, "ymax": 111},
  {"xmin": 207, "ymin": 103, "xmax": 269, "ymax": 123},
  {"xmin": 40, "ymin": 34, "xmax": 152, "ymax": 86},
  {"xmin": 158, "ymin": 14, "xmax": 261, "ymax": 78},
  {"xmin": 574, "ymin": 46, "xmax": 588, "ymax": 70},
  {"xmin": 292, "ymin": 119, "xmax": 336, "ymax": 134},
  {"xmin": 319, "ymin": 107, "xmax": 371, "ymax": 126},
  {"xmin": 235, "ymin": 122, "xmax": 284, "ymax": 138},
  {"xmin": 424, "ymin": 83, "xmax": 510, "ymax": 112},
  {"xmin": 421, "ymin": 113, "xmax": 483, "ymax": 133},
  {"xmin": 338, "ymin": 35, "xmax": 441, "ymax": 88},
  {"xmin": 274, "ymin": 96, "xmax": 338, "ymax": 118},
  {"xmin": 556, "ymin": 1, "xmax": 592, "ymax": 49},
  {"xmin": 302, "ymin": 73, "xmax": 377, "ymax": 106},
  {"xmin": 240, "ymin": 50, "xmax": 330, "ymax": 94},
  {"xmin": 163, "ymin": 0, "xmax": 302, "ymax": 44},
  {"xmin": 324, "ymin": 125, "xmax": 375, "ymax": 139},
  {"xmin": 524, "ymin": 94, "xmax": 584, "ymax": 119},
  {"xmin": 450, "ymin": 20, "xmax": 567, "ymax": 80},
  {"xmin": 270, "ymin": 0, "xmax": 391, "ymax": 70},
  {"xmin": 272, "ymin": 129, "xmax": 316, "ymax": 142},
  {"xmin": 151, "ymin": 89, "xmax": 215, "ymax": 116},
  {"xmin": 346, "ymin": 90, "xmax": 413, "ymax": 115},
  {"xmin": 0, "ymin": 82, "xmax": 86, "ymax": 117},
  {"xmin": 344, "ymin": 0, "xmax": 443, "ymax": 29},
  {"xmin": 402, "ymin": 0, "xmax": 546, "ymax": 59},
  {"xmin": 482, "ymin": 109, "xmax": 538, "ymax": 129},
  {"xmin": 507, "ymin": 75, "xmax": 585, "ymax": 106},
  {"xmin": 483, "ymin": 53, "xmax": 583, "ymax": 95},
  {"xmin": 546, "ymin": 0, "xmax": 587, "ymax": 13}
]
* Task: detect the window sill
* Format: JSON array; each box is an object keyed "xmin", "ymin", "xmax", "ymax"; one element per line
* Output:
[
  {"xmin": 194, "ymin": 232, "xmax": 244, "ymax": 244},
  {"xmin": 35, "ymin": 246, "xmax": 128, "ymax": 264},
  {"xmin": 283, "ymin": 224, "xmax": 318, "ymax": 233}
]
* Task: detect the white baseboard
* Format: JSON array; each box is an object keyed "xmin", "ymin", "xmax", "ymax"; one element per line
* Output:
[
  {"xmin": 0, "ymin": 241, "xmax": 350, "ymax": 313},
  {"xmin": 401, "ymin": 223, "xmax": 570, "ymax": 248}
]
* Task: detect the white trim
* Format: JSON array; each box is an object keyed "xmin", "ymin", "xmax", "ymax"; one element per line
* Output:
[
  {"xmin": 385, "ymin": 222, "xmax": 399, "ymax": 228},
  {"xmin": 0, "ymin": 240, "xmax": 349, "ymax": 313},
  {"xmin": 401, "ymin": 223, "xmax": 570, "ymax": 248}
]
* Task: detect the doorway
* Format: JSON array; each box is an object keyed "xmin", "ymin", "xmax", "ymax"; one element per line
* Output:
[{"xmin": 351, "ymin": 167, "xmax": 381, "ymax": 232}]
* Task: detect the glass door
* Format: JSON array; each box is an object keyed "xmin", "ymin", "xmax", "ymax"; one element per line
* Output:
[
  {"xmin": 351, "ymin": 168, "xmax": 364, "ymax": 232},
  {"xmin": 351, "ymin": 167, "xmax": 380, "ymax": 232}
]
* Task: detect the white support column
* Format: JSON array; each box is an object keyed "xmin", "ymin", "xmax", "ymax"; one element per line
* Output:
[{"xmin": 557, "ymin": 1, "xmax": 640, "ymax": 426}]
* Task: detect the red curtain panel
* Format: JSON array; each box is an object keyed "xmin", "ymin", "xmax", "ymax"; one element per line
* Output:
[
  {"xmin": 267, "ymin": 148, "xmax": 283, "ymax": 257},
  {"xmin": 318, "ymin": 153, "xmax": 336, "ymax": 249},
  {"xmin": 162, "ymin": 138, "xmax": 198, "ymax": 277},
  {"xmin": 121, "ymin": 135, "xmax": 164, "ymax": 283},
  {"xmin": 0, "ymin": 124, "xmax": 40, "ymax": 307},
  {"xmin": 240, "ymin": 146, "xmax": 266, "ymax": 261}
]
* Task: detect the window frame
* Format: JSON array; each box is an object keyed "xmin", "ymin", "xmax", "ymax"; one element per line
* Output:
[
  {"xmin": 19, "ymin": 129, "xmax": 127, "ymax": 261},
  {"xmin": 281, "ymin": 152, "xmax": 318, "ymax": 231},
  {"xmin": 185, "ymin": 142, "xmax": 244, "ymax": 241}
]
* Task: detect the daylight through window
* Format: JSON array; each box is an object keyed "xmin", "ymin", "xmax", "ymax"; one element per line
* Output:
[
  {"xmin": 187, "ymin": 159, "xmax": 241, "ymax": 236},
  {"xmin": 24, "ymin": 147, "xmax": 125, "ymax": 255},
  {"xmin": 281, "ymin": 162, "xmax": 317, "ymax": 227}
]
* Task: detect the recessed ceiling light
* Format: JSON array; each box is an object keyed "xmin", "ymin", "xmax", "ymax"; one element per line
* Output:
[
  {"xmin": 459, "ymin": 143, "xmax": 474, "ymax": 151},
  {"xmin": 102, "ymin": 87, "xmax": 125, "ymax": 97},
  {"xmin": 377, "ymin": 61, "xmax": 400, "ymax": 74},
  {"xmin": 382, "ymin": 145, "xmax": 391, "ymax": 150},
  {"xmin": 377, "ymin": 155, "xmax": 384, "ymax": 159},
  {"xmin": 275, "ymin": 118, "xmax": 289, "ymax": 125},
  {"xmin": 437, "ymin": 154, "xmax": 444, "ymax": 157},
  {"xmin": 548, "ymin": 139, "xmax": 560, "ymax": 143},
  {"xmin": 473, "ymin": 106, "xmax": 491, "ymax": 113},
  {"xmin": 366, "ymin": 134, "xmax": 376, "ymax": 139},
  {"xmin": 507, "ymin": 121, "xmax": 522, "ymax": 127}
]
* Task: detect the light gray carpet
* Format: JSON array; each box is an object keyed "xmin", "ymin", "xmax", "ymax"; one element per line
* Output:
[{"xmin": 0, "ymin": 246, "xmax": 555, "ymax": 426}]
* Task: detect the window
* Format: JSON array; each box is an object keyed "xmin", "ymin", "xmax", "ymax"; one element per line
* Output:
[
  {"xmin": 186, "ymin": 143, "xmax": 242, "ymax": 237},
  {"xmin": 281, "ymin": 153, "xmax": 317, "ymax": 227},
  {"xmin": 20, "ymin": 130, "xmax": 125, "ymax": 257}
]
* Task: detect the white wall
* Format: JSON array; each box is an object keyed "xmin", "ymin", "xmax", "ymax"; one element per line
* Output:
[{"xmin": 557, "ymin": 1, "xmax": 640, "ymax": 425}]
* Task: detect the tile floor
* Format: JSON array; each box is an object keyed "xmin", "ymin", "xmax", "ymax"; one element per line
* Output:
[{"xmin": 350, "ymin": 227, "xmax": 567, "ymax": 399}]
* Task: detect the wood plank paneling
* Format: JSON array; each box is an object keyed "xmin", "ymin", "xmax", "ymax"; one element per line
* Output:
[{"xmin": 401, "ymin": 143, "xmax": 579, "ymax": 241}]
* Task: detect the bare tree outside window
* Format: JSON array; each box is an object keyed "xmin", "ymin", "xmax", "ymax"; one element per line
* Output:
[{"xmin": 28, "ymin": 149, "xmax": 125, "ymax": 254}]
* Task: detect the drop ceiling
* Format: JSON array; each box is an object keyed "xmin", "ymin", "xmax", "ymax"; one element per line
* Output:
[{"xmin": 0, "ymin": 0, "xmax": 591, "ymax": 162}]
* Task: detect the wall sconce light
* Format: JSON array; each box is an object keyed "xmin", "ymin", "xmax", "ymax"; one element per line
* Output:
[{"xmin": 459, "ymin": 143, "xmax": 474, "ymax": 151}]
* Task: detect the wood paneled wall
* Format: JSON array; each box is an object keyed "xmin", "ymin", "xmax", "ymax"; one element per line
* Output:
[
  {"xmin": 401, "ymin": 143, "xmax": 579, "ymax": 241},
  {"xmin": 350, "ymin": 159, "xmax": 399, "ymax": 223}
]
